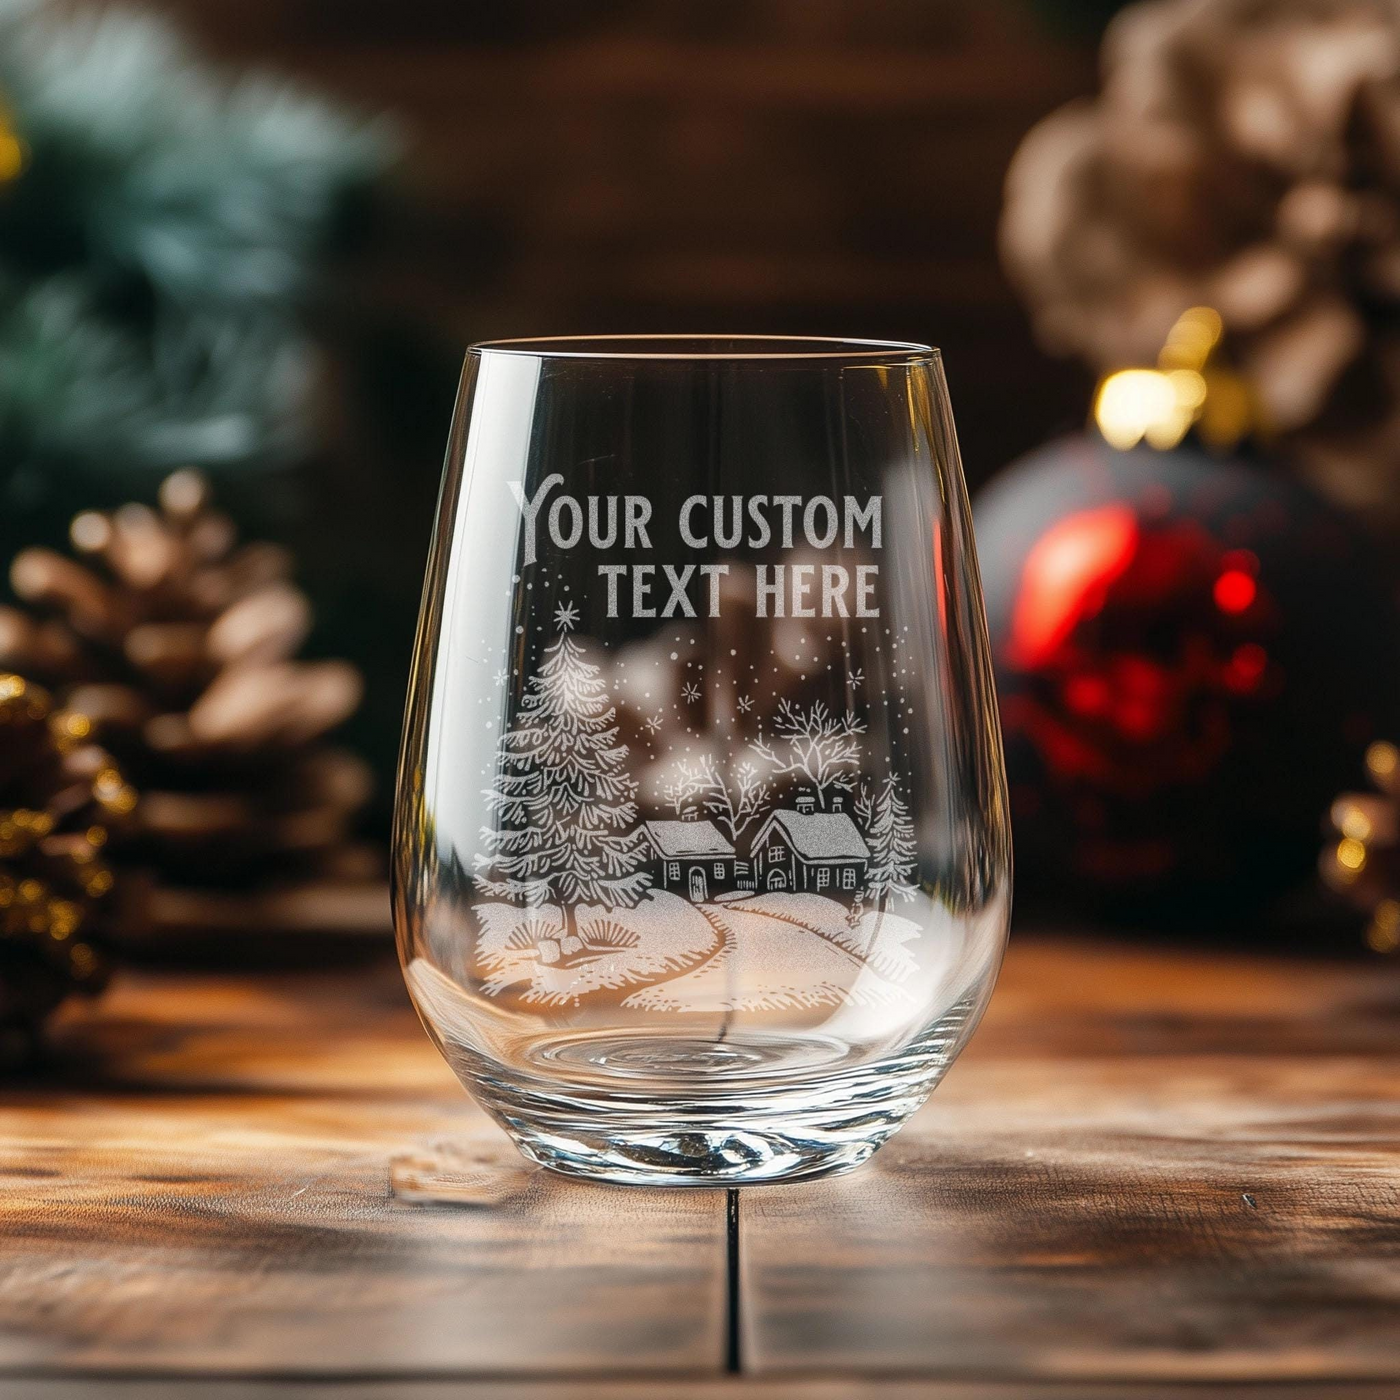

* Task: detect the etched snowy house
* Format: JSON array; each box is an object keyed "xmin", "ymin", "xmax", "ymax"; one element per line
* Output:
[
  {"xmin": 749, "ymin": 798, "xmax": 870, "ymax": 896},
  {"xmin": 639, "ymin": 818, "xmax": 737, "ymax": 902}
]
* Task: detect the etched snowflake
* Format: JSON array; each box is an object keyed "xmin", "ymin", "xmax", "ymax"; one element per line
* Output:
[
  {"xmin": 645, "ymin": 713, "xmax": 664, "ymax": 734},
  {"xmin": 681, "ymin": 682, "xmax": 702, "ymax": 703},
  {"xmin": 847, "ymin": 668, "xmax": 865, "ymax": 688},
  {"xmin": 493, "ymin": 668, "xmax": 510, "ymax": 686},
  {"xmin": 736, "ymin": 694, "xmax": 754, "ymax": 713},
  {"xmin": 553, "ymin": 601, "xmax": 580, "ymax": 632}
]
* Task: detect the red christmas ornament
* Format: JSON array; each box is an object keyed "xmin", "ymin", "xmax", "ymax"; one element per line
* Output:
[{"xmin": 976, "ymin": 435, "xmax": 1400, "ymax": 916}]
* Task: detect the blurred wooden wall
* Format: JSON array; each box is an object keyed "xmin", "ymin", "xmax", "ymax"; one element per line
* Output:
[{"xmin": 148, "ymin": 0, "xmax": 1097, "ymax": 487}]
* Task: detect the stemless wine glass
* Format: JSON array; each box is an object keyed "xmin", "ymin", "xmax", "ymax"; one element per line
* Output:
[{"xmin": 394, "ymin": 335, "xmax": 1010, "ymax": 1186}]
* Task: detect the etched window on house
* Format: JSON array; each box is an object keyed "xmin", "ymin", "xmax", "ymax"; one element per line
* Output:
[
  {"xmin": 817, "ymin": 867, "xmax": 831, "ymax": 890},
  {"xmin": 667, "ymin": 861, "xmax": 680, "ymax": 881}
]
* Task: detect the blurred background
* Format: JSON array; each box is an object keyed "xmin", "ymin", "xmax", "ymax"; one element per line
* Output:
[
  {"xmin": 8, "ymin": 0, "xmax": 1400, "ymax": 1048},
  {"xmin": 151, "ymin": 0, "xmax": 1096, "ymax": 466},
  {"xmin": 0, "ymin": 0, "xmax": 1105, "ymax": 807},
  {"xmin": 202, "ymin": 0, "xmax": 1103, "ymax": 808}
]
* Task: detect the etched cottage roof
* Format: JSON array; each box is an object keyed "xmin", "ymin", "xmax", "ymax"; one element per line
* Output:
[
  {"xmin": 754, "ymin": 810, "xmax": 870, "ymax": 862},
  {"xmin": 641, "ymin": 819, "xmax": 735, "ymax": 859}
]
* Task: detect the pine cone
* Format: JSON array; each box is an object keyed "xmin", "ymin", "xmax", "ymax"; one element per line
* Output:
[
  {"xmin": 1001, "ymin": 0, "xmax": 1400, "ymax": 522},
  {"xmin": 0, "ymin": 674, "xmax": 134, "ymax": 1062},
  {"xmin": 1322, "ymin": 739, "xmax": 1400, "ymax": 951},
  {"xmin": 0, "ymin": 471, "xmax": 384, "ymax": 955}
]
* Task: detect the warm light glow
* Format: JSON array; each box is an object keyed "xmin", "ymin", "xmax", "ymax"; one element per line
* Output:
[
  {"xmin": 1159, "ymin": 307, "xmax": 1223, "ymax": 371},
  {"xmin": 1368, "ymin": 899, "xmax": 1400, "ymax": 954},
  {"xmin": 70, "ymin": 512, "xmax": 110, "ymax": 553},
  {"xmin": 1094, "ymin": 370, "xmax": 1191, "ymax": 450},
  {"xmin": 1213, "ymin": 569, "xmax": 1256, "ymax": 614},
  {"xmin": 1198, "ymin": 372, "xmax": 1256, "ymax": 449},
  {"xmin": 1167, "ymin": 368, "xmax": 1208, "ymax": 409},
  {"xmin": 1367, "ymin": 741, "xmax": 1399, "ymax": 782},
  {"xmin": 1336, "ymin": 837, "xmax": 1368, "ymax": 872},
  {"xmin": 1337, "ymin": 803, "xmax": 1373, "ymax": 842},
  {"xmin": 1091, "ymin": 307, "xmax": 1251, "ymax": 451},
  {"xmin": 0, "ymin": 103, "xmax": 25, "ymax": 185},
  {"xmin": 1009, "ymin": 504, "xmax": 1138, "ymax": 668},
  {"xmin": 0, "ymin": 130, "xmax": 22, "ymax": 184}
]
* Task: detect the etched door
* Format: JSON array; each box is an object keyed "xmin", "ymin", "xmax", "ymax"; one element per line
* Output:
[{"xmin": 689, "ymin": 868, "xmax": 708, "ymax": 902}]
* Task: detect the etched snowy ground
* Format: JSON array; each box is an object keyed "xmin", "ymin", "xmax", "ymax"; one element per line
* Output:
[
  {"xmin": 732, "ymin": 892, "xmax": 922, "ymax": 983},
  {"xmin": 473, "ymin": 891, "xmax": 719, "ymax": 1006},
  {"xmin": 623, "ymin": 895, "xmax": 914, "ymax": 1012},
  {"xmin": 472, "ymin": 890, "xmax": 921, "ymax": 1012}
]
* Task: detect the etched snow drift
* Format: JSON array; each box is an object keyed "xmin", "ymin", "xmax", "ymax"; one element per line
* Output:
[{"xmin": 471, "ymin": 611, "xmax": 923, "ymax": 1010}]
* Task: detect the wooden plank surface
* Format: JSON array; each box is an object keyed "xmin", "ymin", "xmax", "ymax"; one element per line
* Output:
[
  {"xmin": 12, "ymin": 1382, "xmax": 1400, "ymax": 1400},
  {"xmin": 0, "ymin": 958, "xmax": 728, "ymax": 1378},
  {"xmin": 741, "ymin": 936, "xmax": 1400, "ymax": 1383},
  {"xmin": 5, "ymin": 934, "xmax": 1400, "ymax": 1390}
]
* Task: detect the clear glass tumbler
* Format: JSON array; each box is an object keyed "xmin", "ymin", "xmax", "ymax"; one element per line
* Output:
[{"xmin": 394, "ymin": 336, "xmax": 1011, "ymax": 1185}]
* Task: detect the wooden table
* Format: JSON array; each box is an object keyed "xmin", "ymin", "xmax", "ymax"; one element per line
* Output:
[{"xmin": 2, "ymin": 932, "xmax": 1398, "ymax": 1398}]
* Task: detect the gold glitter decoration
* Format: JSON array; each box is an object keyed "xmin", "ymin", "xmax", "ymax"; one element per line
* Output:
[
  {"xmin": 1323, "ymin": 741, "xmax": 1400, "ymax": 953},
  {"xmin": 0, "ymin": 675, "xmax": 133, "ymax": 1061}
]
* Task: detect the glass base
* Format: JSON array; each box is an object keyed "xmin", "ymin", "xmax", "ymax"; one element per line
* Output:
[
  {"xmin": 499, "ymin": 1115, "xmax": 886, "ymax": 1185},
  {"xmin": 460, "ymin": 1030, "xmax": 957, "ymax": 1186}
]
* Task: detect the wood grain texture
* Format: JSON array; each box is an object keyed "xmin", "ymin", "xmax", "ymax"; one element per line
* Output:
[
  {"xmin": 742, "ymin": 937, "xmax": 1400, "ymax": 1382},
  {"xmin": 13, "ymin": 1383, "xmax": 1400, "ymax": 1400},
  {"xmin": 5, "ymin": 936, "xmax": 1399, "ymax": 1387},
  {"xmin": 0, "ymin": 961, "xmax": 727, "ymax": 1377}
]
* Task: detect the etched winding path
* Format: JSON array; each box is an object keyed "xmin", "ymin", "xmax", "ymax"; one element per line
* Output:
[
  {"xmin": 623, "ymin": 904, "xmax": 738, "ymax": 1010},
  {"xmin": 624, "ymin": 897, "xmax": 907, "ymax": 1011}
]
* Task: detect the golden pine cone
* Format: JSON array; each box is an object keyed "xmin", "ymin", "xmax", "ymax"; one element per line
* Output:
[
  {"xmin": 0, "ymin": 471, "xmax": 384, "ymax": 954},
  {"xmin": 0, "ymin": 674, "xmax": 134, "ymax": 1062},
  {"xmin": 1001, "ymin": 0, "xmax": 1400, "ymax": 522}
]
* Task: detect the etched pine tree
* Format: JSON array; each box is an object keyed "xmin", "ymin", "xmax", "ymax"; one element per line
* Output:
[
  {"xmin": 864, "ymin": 776, "xmax": 918, "ymax": 913},
  {"xmin": 476, "ymin": 605, "xmax": 649, "ymax": 943}
]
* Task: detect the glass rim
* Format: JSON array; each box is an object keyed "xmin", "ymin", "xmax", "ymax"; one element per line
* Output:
[{"xmin": 468, "ymin": 334, "xmax": 940, "ymax": 363}]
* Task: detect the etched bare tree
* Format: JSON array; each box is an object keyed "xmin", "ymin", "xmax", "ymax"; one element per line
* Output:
[
  {"xmin": 750, "ymin": 699, "xmax": 866, "ymax": 809},
  {"xmin": 664, "ymin": 754, "xmax": 771, "ymax": 842}
]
